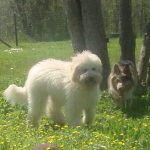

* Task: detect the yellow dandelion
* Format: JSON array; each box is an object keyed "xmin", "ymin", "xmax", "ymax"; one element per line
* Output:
[
  {"xmin": 48, "ymin": 139, "xmax": 53, "ymax": 143},
  {"xmin": 50, "ymin": 135, "xmax": 55, "ymax": 139},
  {"xmin": 0, "ymin": 142, "xmax": 4, "ymax": 145},
  {"xmin": 118, "ymin": 141, "xmax": 125, "ymax": 145},
  {"xmin": 105, "ymin": 136, "xmax": 110, "ymax": 139},
  {"xmin": 120, "ymin": 133, "xmax": 124, "ymax": 136},
  {"xmin": 64, "ymin": 125, "xmax": 68, "ymax": 128},
  {"xmin": 89, "ymin": 142, "xmax": 93, "ymax": 145},
  {"xmin": 112, "ymin": 141, "xmax": 116, "ymax": 144},
  {"xmin": 54, "ymin": 124, "xmax": 60, "ymax": 128},
  {"xmin": 142, "ymin": 123, "xmax": 148, "ymax": 127},
  {"xmin": 60, "ymin": 144, "xmax": 64, "ymax": 148},
  {"xmin": 134, "ymin": 128, "xmax": 138, "ymax": 131},
  {"xmin": 46, "ymin": 147, "xmax": 50, "ymax": 150},
  {"xmin": 73, "ymin": 130, "xmax": 80, "ymax": 134},
  {"xmin": 111, "ymin": 116, "xmax": 115, "ymax": 119},
  {"xmin": 95, "ymin": 135, "xmax": 99, "ymax": 138}
]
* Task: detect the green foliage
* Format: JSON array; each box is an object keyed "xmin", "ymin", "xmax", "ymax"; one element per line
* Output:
[
  {"xmin": 1, "ymin": 39, "xmax": 150, "ymax": 150},
  {"xmin": 0, "ymin": 0, "xmax": 69, "ymax": 42},
  {"xmin": 1, "ymin": 0, "xmax": 150, "ymax": 42}
]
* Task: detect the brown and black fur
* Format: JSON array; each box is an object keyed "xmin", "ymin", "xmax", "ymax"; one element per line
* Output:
[{"xmin": 108, "ymin": 60, "xmax": 138, "ymax": 108}]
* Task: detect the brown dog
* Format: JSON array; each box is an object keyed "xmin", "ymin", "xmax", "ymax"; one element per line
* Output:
[
  {"xmin": 108, "ymin": 60, "xmax": 138, "ymax": 108},
  {"xmin": 32, "ymin": 143, "xmax": 59, "ymax": 150}
]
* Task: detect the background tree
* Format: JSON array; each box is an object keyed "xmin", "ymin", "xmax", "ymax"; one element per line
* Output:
[
  {"xmin": 137, "ymin": 19, "xmax": 150, "ymax": 83},
  {"xmin": 63, "ymin": 0, "xmax": 111, "ymax": 87},
  {"xmin": 63, "ymin": 0, "xmax": 86, "ymax": 53},
  {"xmin": 119, "ymin": 0, "xmax": 136, "ymax": 65}
]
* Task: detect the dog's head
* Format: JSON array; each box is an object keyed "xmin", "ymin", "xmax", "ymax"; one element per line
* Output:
[
  {"xmin": 71, "ymin": 51, "xmax": 102, "ymax": 88},
  {"xmin": 111, "ymin": 61, "xmax": 135, "ymax": 97}
]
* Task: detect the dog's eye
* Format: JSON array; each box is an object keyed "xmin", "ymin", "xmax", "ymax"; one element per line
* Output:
[
  {"xmin": 92, "ymin": 68, "xmax": 96, "ymax": 71},
  {"xmin": 84, "ymin": 69, "xmax": 88, "ymax": 73}
]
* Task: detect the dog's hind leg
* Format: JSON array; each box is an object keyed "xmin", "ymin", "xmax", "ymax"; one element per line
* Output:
[
  {"xmin": 114, "ymin": 99, "xmax": 124, "ymax": 108},
  {"xmin": 83, "ymin": 108, "xmax": 95, "ymax": 125},
  {"xmin": 27, "ymin": 93, "xmax": 48, "ymax": 127},
  {"xmin": 46, "ymin": 97, "xmax": 65, "ymax": 126}
]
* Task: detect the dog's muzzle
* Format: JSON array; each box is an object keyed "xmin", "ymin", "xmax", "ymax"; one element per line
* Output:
[
  {"xmin": 84, "ymin": 76, "xmax": 96, "ymax": 86},
  {"xmin": 117, "ymin": 82, "xmax": 126, "ymax": 97}
]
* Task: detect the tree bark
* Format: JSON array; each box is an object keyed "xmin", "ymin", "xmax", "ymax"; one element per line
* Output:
[
  {"xmin": 146, "ymin": 63, "xmax": 150, "ymax": 86},
  {"xmin": 63, "ymin": 0, "xmax": 111, "ymax": 87},
  {"xmin": 63, "ymin": 0, "xmax": 86, "ymax": 53},
  {"xmin": 119, "ymin": 0, "xmax": 136, "ymax": 65},
  {"xmin": 137, "ymin": 20, "xmax": 150, "ymax": 83},
  {"xmin": 80, "ymin": 0, "xmax": 110, "ymax": 86}
]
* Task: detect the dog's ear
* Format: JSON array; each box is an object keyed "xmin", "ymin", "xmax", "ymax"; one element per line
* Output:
[
  {"xmin": 71, "ymin": 65, "xmax": 79, "ymax": 83},
  {"xmin": 123, "ymin": 64, "xmax": 132, "ymax": 77},
  {"xmin": 113, "ymin": 64, "xmax": 121, "ymax": 75}
]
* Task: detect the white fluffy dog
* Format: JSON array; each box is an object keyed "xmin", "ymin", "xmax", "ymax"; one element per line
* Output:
[{"xmin": 3, "ymin": 51, "xmax": 102, "ymax": 127}]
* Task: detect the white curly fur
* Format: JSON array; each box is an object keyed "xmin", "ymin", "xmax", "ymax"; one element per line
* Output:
[{"xmin": 3, "ymin": 51, "xmax": 102, "ymax": 127}]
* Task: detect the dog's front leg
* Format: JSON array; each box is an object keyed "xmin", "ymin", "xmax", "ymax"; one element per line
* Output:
[
  {"xmin": 125, "ymin": 99, "xmax": 133, "ymax": 108},
  {"xmin": 65, "ymin": 101, "xmax": 82, "ymax": 127},
  {"xmin": 83, "ymin": 108, "xmax": 95, "ymax": 125}
]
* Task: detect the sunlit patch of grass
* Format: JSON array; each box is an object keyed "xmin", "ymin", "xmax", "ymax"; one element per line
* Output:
[
  {"xmin": 1, "ymin": 93, "xmax": 150, "ymax": 149},
  {"xmin": 1, "ymin": 39, "xmax": 150, "ymax": 149}
]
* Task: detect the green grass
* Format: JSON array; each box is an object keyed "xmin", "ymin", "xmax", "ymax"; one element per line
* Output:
[{"xmin": 0, "ymin": 38, "xmax": 150, "ymax": 150}]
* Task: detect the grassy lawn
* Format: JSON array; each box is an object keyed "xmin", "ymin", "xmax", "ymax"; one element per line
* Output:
[{"xmin": 0, "ymin": 38, "xmax": 150, "ymax": 150}]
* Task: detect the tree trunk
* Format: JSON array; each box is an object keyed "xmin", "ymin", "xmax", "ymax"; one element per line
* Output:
[
  {"xmin": 146, "ymin": 63, "xmax": 150, "ymax": 86},
  {"xmin": 63, "ymin": 0, "xmax": 86, "ymax": 53},
  {"xmin": 137, "ymin": 20, "xmax": 150, "ymax": 83},
  {"xmin": 63, "ymin": 0, "xmax": 110, "ymax": 88},
  {"xmin": 119, "ymin": 0, "xmax": 136, "ymax": 65},
  {"xmin": 80, "ymin": 0, "xmax": 110, "ymax": 86}
]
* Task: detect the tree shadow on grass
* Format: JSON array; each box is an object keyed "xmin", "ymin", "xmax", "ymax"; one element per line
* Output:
[{"xmin": 122, "ymin": 88, "xmax": 150, "ymax": 119}]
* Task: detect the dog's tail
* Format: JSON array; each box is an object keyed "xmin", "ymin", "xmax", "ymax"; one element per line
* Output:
[{"xmin": 3, "ymin": 84, "xmax": 27, "ymax": 105}]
